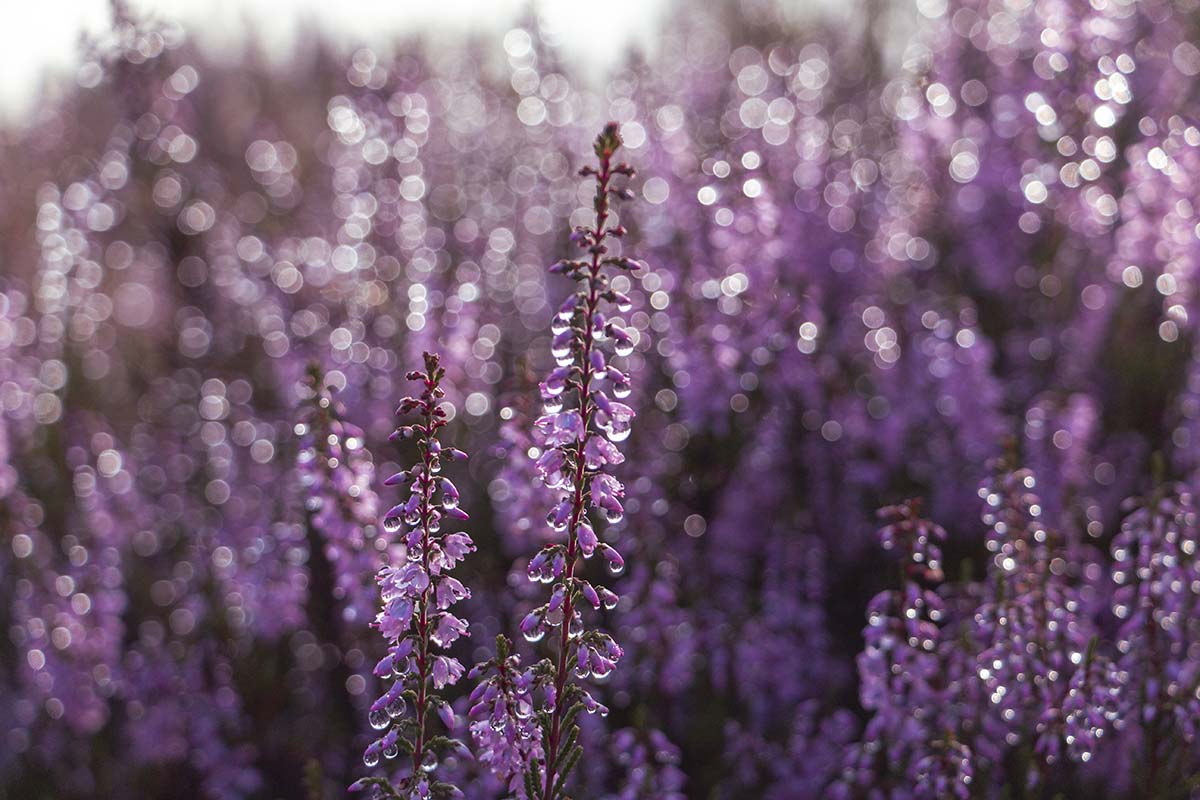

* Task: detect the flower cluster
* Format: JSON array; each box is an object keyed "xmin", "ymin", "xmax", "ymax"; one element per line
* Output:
[
  {"xmin": 353, "ymin": 352, "xmax": 474, "ymax": 800},
  {"xmin": 506, "ymin": 123, "xmax": 639, "ymax": 800},
  {"xmin": 837, "ymin": 500, "xmax": 966, "ymax": 797},
  {"xmin": 1109, "ymin": 484, "xmax": 1200, "ymax": 789},
  {"xmin": 467, "ymin": 635, "xmax": 543, "ymax": 796},
  {"xmin": 296, "ymin": 363, "xmax": 380, "ymax": 627}
]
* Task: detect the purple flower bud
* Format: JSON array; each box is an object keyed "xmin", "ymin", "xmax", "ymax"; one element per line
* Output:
[
  {"xmin": 520, "ymin": 611, "xmax": 542, "ymax": 635},
  {"xmin": 549, "ymin": 585, "xmax": 566, "ymax": 612},
  {"xmin": 374, "ymin": 653, "xmax": 395, "ymax": 678},
  {"xmin": 577, "ymin": 522, "xmax": 598, "ymax": 556},
  {"xmin": 581, "ymin": 581, "xmax": 600, "ymax": 609}
]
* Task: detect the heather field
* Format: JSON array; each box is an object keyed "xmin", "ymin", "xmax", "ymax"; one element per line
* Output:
[{"xmin": 2, "ymin": 1, "xmax": 1200, "ymax": 798}]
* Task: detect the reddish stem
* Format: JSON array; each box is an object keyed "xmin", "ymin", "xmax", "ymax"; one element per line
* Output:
[{"xmin": 411, "ymin": 392, "xmax": 436, "ymax": 778}]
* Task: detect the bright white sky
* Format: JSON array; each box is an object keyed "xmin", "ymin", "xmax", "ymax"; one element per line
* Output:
[{"xmin": 0, "ymin": 0, "xmax": 680, "ymax": 124}]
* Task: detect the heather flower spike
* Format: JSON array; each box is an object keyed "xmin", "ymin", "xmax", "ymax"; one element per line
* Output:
[
  {"xmin": 478, "ymin": 122, "xmax": 638, "ymax": 800},
  {"xmin": 841, "ymin": 499, "xmax": 969, "ymax": 797},
  {"xmin": 353, "ymin": 352, "xmax": 474, "ymax": 800},
  {"xmin": 296, "ymin": 363, "xmax": 380, "ymax": 627},
  {"xmin": 467, "ymin": 635, "xmax": 544, "ymax": 796}
]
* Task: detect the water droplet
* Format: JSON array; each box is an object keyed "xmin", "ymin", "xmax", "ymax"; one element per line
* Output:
[
  {"xmin": 605, "ymin": 427, "xmax": 631, "ymax": 443},
  {"xmin": 420, "ymin": 749, "xmax": 439, "ymax": 772},
  {"xmin": 363, "ymin": 749, "xmax": 380, "ymax": 767},
  {"xmin": 614, "ymin": 340, "xmax": 634, "ymax": 358},
  {"xmin": 369, "ymin": 709, "xmax": 390, "ymax": 730}
]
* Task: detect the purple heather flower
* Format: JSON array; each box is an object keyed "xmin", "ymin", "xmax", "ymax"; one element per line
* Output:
[{"xmin": 359, "ymin": 352, "xmax": 474, "ymax": 797}]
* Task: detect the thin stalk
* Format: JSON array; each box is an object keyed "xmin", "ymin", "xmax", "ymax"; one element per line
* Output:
[
  {"xmin": 541, "ymin": 145, "xmax": 615, "ymax": 800},
  {"xmin": 411, "ymin": 400, "xmax": 436, "ymax": 778}
]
